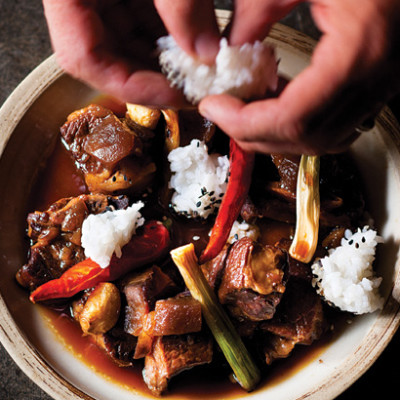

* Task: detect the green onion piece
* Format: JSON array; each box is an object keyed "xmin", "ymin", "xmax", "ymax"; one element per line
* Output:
[
  {"xmin": 170, "ymin": 244, "xmax": 261, "ymax": 392},
  {"xmin": 289, "ymin": 155, "xmax": 320, "ymax": 263}
]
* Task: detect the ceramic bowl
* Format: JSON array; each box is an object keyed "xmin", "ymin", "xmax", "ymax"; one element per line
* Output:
[{"xmin": 1, "ymin": 10, "xmax": 400, "ymax": 400}]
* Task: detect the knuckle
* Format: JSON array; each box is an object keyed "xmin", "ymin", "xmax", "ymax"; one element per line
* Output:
[{"xmin": 278, "ymin": 114, "xmax": 308, "ymax": 143}]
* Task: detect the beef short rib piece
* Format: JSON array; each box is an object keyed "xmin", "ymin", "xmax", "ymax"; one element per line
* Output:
[
  {"xmin": 260, "ymin": 279, "xmax": 325, "ymax": 364},
  {"xmin": 262, "ymin": 334, "xmax": 297, "ymax": 365},
  {"xmin": 143, "ymin": 333, "xmax": 213, "ymax": 396},
  {"xmin": 201, "ymin": 244, "xmax": 230, "ymax": 290},
  {"xmin": 16, "ymin": 194, "xmax": 129, "ymax": 291},
  {"xmin": 218, "ymin": 237, "xmax": 287, "ymax": 322},
  {"xmin": 90, "ymin": 326, "xmax": 138, "ymax": 367},
  {"xmin": 123, "ymin": 265, "xmax": 177, "ymax": 337},
  {"xmin": 242, "ymin": 153, "xmax": 365, "ymax": 229},
  {"xmin": 61, "ymin": 104, "xmax": 156, "ymax": 194},
  {"xmin": 151, "ymin": 292, "xmax": 202, "ymax": 336}
]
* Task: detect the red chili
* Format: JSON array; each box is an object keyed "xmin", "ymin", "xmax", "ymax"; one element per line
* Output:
[
  {"xmin": 30, "ymin": 220, "xmax": 170, "ymax": 303},
  {"xmin": 199, "ymin": 139, "xmax": 255, "ymax": 264}
]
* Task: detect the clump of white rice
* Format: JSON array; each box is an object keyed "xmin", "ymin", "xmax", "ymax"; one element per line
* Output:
[
  {"xmin": 311, "ymin": 226, "xmax": 384, "ymax": 314},
  {"xmin": 227, "ymin": 220, "xmax": 260, "ymax": 244},
  {"xmin": 168, "ymin": 139, "xmax": 229, "ymax": 219},
  {"xmin": 81, "ymin": 201, "xmax": 145, "ymax": 268},
  {"xmin": 158, "ymin": 35, "xmax": 278, "ymax": 104}
]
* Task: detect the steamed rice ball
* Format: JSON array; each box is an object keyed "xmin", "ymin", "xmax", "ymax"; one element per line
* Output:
[
  {"xmin": 311, "ymin": 227, "xmax": 384, "ymax": 314},
  {"xmin": 168, "ymin": 139, "xmax": 229, "ymax": 219},
  {"xmin": 158, "ymin": 35, "xmax": 278, "ymax": 104},
  {"xmin": 81, "ymin": 201, "xmax": 145, "ymax": 268}
]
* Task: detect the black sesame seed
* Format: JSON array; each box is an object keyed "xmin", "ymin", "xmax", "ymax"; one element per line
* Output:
[
  {"xmin": 112, "ymin": 176, "xmax": 117, "ymax": 182},
  {"xmin": 349, "ymin": 240, "xmax": 353, "ymax": 245},
  {"xmin": 196, "ymin": 201, "xmax": 202, "ymax": 207},
  {"xmin": 362, "ymin": 236, "xmax": 366, "ymax": 243}
]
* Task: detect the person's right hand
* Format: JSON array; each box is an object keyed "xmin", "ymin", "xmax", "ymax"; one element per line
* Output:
[{"xmin": 156, "ymin": 0, "xmax": 400, "ymax": 155}]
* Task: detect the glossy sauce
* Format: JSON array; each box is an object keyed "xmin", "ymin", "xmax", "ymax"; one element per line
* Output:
[
  {"xmin": 29, "ymin": 100, "xmax": 343, "ymax": 398},
  {"xmin": 41, "ymin": 304, "xmax": 345, "ymax": 399}
]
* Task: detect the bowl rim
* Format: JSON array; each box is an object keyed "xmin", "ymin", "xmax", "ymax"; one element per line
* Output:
[
  {"xmin": 0, "ymin": 58, "xmax": 95, "ymax": 399},
  {"xmin": 1, "ymin": 12, "xmax": 400, "ymax": 400}
]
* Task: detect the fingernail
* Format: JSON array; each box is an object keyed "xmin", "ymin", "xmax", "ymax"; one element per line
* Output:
[{"xmin": 194, "ymin": 33, "xmax": 220, "ymax": 65}]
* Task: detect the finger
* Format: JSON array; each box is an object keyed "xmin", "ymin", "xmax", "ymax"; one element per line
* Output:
[
  {"xmin": 199, "ymin": 30, "xmax": 362, "ymax": 154},
  {"xmin": 234, "ymin": 128, "xmax": 361, "ymax": 155},
  {"xmin": 43, "ymin": 0, "xmax": 185, "ymax": 107},
  {"xmin": 228, "ymin": 0, "xmax": 305, "ymax": 45},
  {"xmin": 86, "ymin": 59, "xmax": 187, "ymax": 107},
  {"xmin": 154, "ymin": 0, "xmax": 220, "ymax": 64},
  {"xmin": 199, "ymin": 95, "xmax": 318, "ymax": 154}
]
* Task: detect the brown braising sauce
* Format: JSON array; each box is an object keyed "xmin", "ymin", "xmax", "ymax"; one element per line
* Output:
[{"xmin": 28, "ymin": 98, "xmax": 346, "ymax": 398}]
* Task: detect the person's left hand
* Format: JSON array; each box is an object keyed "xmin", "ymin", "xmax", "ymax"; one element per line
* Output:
[{"xmin": 42, "ymin": 0, "xmax": 185, "ymax": 107}]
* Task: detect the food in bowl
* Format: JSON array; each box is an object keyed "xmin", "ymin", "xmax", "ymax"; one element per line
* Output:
[{"xmin": 15, "ymin": 101, "xmax": 383, "ymax": 396}]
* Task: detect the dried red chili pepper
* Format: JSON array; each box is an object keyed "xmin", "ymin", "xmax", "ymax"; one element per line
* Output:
[
  {"xmin": 30, "ymin": 220, "xmax": 170, "ymax": 303},
  {"xmin": 199, "ymin": 140, "xmax": 255, "ymax": 264}
]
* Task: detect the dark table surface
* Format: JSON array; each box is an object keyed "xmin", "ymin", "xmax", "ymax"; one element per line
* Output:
[{"xmin": 0, "ymin": 1, "xmax": 399, "ymax": 399}]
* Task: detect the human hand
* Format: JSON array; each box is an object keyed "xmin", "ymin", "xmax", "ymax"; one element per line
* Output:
[
  {"xmin": 157, "ymin": 0, "xmax": 400, "ymax": 155},
  {"xmin": 200, "ymin": 0, "xmax": 400, "ymax": 154},
  {"xmin": 42, "ymin": 0, "xmax": 185, "ymax": 107}
]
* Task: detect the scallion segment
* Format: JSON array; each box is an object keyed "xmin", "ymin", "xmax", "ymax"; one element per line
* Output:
[
  {"xmin": 170, "ymin": 243, "xmax": 261, "ymax": 392},
  {"xmin": 289, "ymin": 155, "xmax": 320, "ymax": 263}
]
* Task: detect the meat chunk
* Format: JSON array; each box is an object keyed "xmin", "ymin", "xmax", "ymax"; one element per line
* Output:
[
  {"xmin": 61, "ymin": 104, "xmax": 156, "ymax": 194},
  {"xmin": 162, "ymin": 108, "xmax": 215, "ymax": 152},
  {"xmin": 260, "ymin": 279, "xmax": 325, "ymax": 364},
  {"xmin": 262, "ymin": 334, "xmax": 297, "ymax": 365},
  {"xmin": 151, "ymin": 293, "xmax": 202, "ymax": 336},
  {"xmin": 201, "ymin": 244, "xmax": 230, "ymax": 290},
  {"xmin": 90, "ymin": 326, "xmax": 138, "ymax": 367},
  {"xmin": 218, "ymin": 237, "xmax": 287, "ymax": 321},
  {"xmin": 123, "ymin": 265, "xmax": 177, "ymax": 337},
  {"xmin": 268, "ymin": 154, "xmax": 300, "ymax": 200},
  {"xmin": 275, "ymin": 238, "xmax": 313, "ymax": 282},
  {"xmin": 143, "ymin": 334, "xmax": 213, "ymax": 396},
  {"xmin": 242, "ymin": 153, "xmax": 365, "ymax": 229},
  {"xmin": 16, "ymin": 194, "xmax": 129, "ymax": 291},
  {"xmin": 241, "ymin": 196, "xmax": 296, "ymax": 225}
]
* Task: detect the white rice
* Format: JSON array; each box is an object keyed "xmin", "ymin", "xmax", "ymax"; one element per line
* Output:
[
  {"xmin": 81, "ymin": 201, "xmax": 145, "ymax": 268},
  {"xmin": 227, "ymin": 220, "xmax": 260, "ymax": 244},
  {"xmin": 311, "ymin": 226, "xmax": 384, "ymax": 314},
  {"xmin": 158, "ymin": 35, "xmax": 278, "ymax": 104},
  {"xmin": 168, "ymin": 139, "xmax": 229, "ymax": 219}
]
